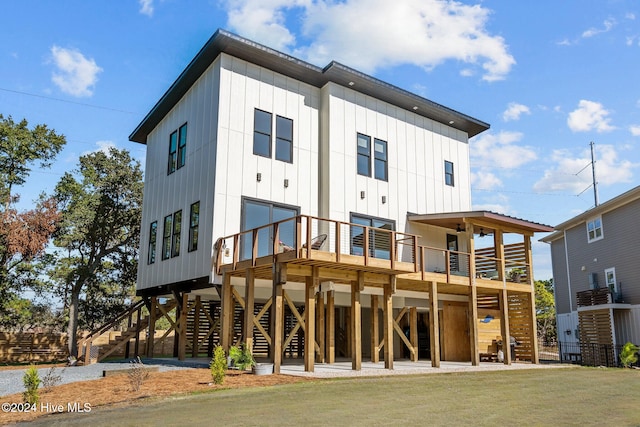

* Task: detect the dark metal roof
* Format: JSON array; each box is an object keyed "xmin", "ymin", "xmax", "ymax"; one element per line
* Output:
[{"xmin": 129, "ymin": 29, "xmax": 490, "ymax": 144}]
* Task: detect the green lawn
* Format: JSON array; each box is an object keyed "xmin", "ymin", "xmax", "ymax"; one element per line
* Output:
[{"xmin": 29, "ymin": 367, "xmax": 640, "ymax": 426}]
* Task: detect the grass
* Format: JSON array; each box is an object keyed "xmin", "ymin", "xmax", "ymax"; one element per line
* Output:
[{"xmin": 26, "ymin": 366, "xmax": 640, "ymax": 426}]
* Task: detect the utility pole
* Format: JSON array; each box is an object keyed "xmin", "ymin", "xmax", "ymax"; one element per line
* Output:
[{"xmin": 590, "ymin": 141, "xmax": 599, "ymax": 207}]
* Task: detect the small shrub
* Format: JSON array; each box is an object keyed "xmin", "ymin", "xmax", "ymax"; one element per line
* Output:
[
  {"xmin": 22, "ymin": 365, "xmax": 41, "ymax": 405},
  {"xmin": 229, "ymin": 343, "xmax": 255, "ymax": 371},
  {"xmin": 128, "ymin": 356, "xmax": 150, "ymax": 392},
  {"xmin": 211, "ymin": 345, "xmax": 227, "ymax": 385},
  {"xmin": 620, "ymin": 342, "xmax": 639, "ymax": 368},
  {"xmin": 42, "ymin": 366, "xmax": 65, "ymax": 393}
]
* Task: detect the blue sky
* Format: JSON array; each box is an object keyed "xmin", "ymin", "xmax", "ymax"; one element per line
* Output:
[{"xmin": 2, "ymin": 0, "xmax": 639, "ymax": 280}]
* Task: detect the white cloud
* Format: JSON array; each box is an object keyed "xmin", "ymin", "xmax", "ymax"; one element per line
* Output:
[
  {"xmin": 567, "ymin": 100, "xmax": 615, "ymax": 133},
  {"xmin": 139, "ymin": 0, "xmax": 154, "ymax": 16},
  {"xmin": 225, "ymin": 0, "xmax": 515, "ymax": 82},
  {"xmin": 626, "ymin": 13, "xmax": 635, "ymax": 20},
  {"xmin": 472, "ymin": 193, "xmax": 512, "ymax": 215},
  {"xmin": 470, "ymin": 131, "xmax": 537, "ymax": 169},
  {"xmin": 582, "ymin": 18, "xmax": 616, "ymax": 38},
  {"xmin": 629, "ymin": 125, "xmax": 640, "ymax": 136},
  {"xmin": 533, "ymin": 145, "xmax": 636, "ymax": 194},
  {"xmin": 82, "ymin": 140, "xmax": 117, "ymax": 156},
  {"xmin": 502, "ymin": 102, "xmax": 530, "ymax": 122},
  {"xmin": 471, "ymin": 170, "xmax": 502, "ymax": 190},
  {"xmin": 50, "ymin": 46, "xmax": 102, "ymax": 97}
]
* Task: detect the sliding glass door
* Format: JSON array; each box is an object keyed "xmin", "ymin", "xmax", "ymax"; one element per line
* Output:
[{"xmin": 241, "ymin": 198, "xmax": 298, "ymax": 260}]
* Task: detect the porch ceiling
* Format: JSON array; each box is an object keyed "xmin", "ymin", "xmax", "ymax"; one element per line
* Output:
[{"xmin": 408, "ymin": 211, "xmax": 553, "ymax": 235}]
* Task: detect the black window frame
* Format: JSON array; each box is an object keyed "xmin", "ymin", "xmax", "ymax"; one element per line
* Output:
[
  {"xmin": 374, "ymin": 138, "xmax": 388, "ymax": 181},
  {"xmin": 241, "ymin": 197, "xmax": 300, "ymax": 260},
  {"xmin": 168, "ymin": 131, "xmax": 178, "ymax": 175},
  {"xmin": 188, "ymin": 201, "xmax": 200, "ymax": 252},
  {"xmin": 275, "ymin": 115, "xmax": 293, "ymax": 163},
  {"xmin": 445, "ymin": 160, "xmax": 455, "ymax": 187},
  {"xmin": 171, "ymin": 210, "xmax": 182, "ymax": 258},
  {"xmin": 357, "ymin": 133, "xmax": 371, "ymax": 177},
  {"xmin": 177, "ymin": 123, "xmax": 187, "ymax": 170},
  {"xmin": 253, "ymin": 109, "xmax": 272, "ymax": 158},
  {"xmin": 162, "ymin": 214, "xmax": 172, "ymax": 260},
  {"xmin": 349, "ymin": 213, "xmax": 395, "ymax": 259},
  {"xmin": 148, "ymin": 221, "xmax": 157, "ymax": 264}
]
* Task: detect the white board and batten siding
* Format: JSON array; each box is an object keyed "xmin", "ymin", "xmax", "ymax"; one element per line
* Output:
[
  {"xmin": 321, "ymin": 82, "xmax": 472, "ymax": 232},
  {"xmin": 137, "ymin": 58, "xmax": 222, "ymax": 291}
]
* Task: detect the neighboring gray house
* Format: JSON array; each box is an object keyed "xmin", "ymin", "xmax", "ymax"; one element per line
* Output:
[{"xmin": 541, "ymin": 185, "xmax": 640, "ymax": 364}]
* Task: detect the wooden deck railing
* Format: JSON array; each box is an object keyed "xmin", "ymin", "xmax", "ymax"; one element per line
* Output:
[{"xmin": 214, "ymin": 214, "xmax": 419, "ymax": 274}]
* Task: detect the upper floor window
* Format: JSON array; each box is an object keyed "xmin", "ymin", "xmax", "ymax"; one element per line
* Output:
[
  {"xmin": 587, "ymin": 216, "xmax": 603, "ymax": 242},
  {"xmin": 172, "ymin": 210, "xmax": 182, "ymax": 258},
  {"xmin": 357, "ymin": 133, "xmax": 371, "ymax": 177},
  {"xmin": 444, "ymin": 160, "xmax": 455, "ymax": 186},
  {"xmin": 275, "ymin": 116, "xmax": 293, "ymax": 163},
  {"xmin": 168, "ymin": 123, "xmax": 187, "ymax": 174},
  {"xmin": 374, "ymin": 138, "xmax": 388, "ymax": 181},
  {"xmin": 162, "ymin": 210, "xmax": 182, "ymax": 260},
  {"xmin": 162, "ymin": 214, "xmax": 172, "ymax": 260},
  {"xmin": 148, "ymin": 221, "xmax": 157, "ymax": 264},
  {"xmin": 188, "ymin": 201, "xmax": 200, "ymax": 252},
  {"xmin": 253, "ymin": 109, "xmax": 272, "ymax": 158}
]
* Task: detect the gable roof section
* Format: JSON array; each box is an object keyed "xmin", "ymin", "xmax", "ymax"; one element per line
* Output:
[
  {"xmin": 540, "ymin": 185, "xmax": 640, "ymax": 243},
  {"xmin": 129, "ymin": 29, "xmax": 490, "ymax": 144}
]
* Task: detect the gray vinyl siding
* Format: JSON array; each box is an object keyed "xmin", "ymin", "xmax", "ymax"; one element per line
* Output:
[{"xmin": 550, "ymin": 237, "xmax": 571, "ymax": 314}]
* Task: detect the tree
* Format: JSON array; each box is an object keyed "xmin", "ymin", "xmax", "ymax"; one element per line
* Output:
[
  {"xmin": 0, "ymin": 114, "xmax": 65, "ymax": 327},
  {"xmin": 53, "ymin": 147, "xmax": 143, "ymax": 357},
  {"xmin": 535, "ymin": 279, "xmax": 556, "ymax": 342}
]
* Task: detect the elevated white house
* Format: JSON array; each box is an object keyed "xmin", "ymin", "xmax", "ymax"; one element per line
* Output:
[{"xmin": 128, "ymin": 29, "xmax": 551, "ymax": 373}]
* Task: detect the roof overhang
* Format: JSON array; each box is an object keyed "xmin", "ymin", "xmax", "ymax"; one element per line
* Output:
[
  {"xmin": 129, "ymin": 29, "xmax": 489, "ymax": 144},
  {"xmin": 408, "ymin": 211, "xmax": 553, "ymax": 235}
]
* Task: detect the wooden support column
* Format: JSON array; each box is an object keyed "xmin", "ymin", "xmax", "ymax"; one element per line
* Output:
[
  {"xmin": 410, "ymin": 307, "xmax": 418, "ymax": 362},
  {"xmin": 499, "ymin": 288, "xmax": 512, "ymax": 365},
  {"xmin": 244, "ymin": 269, "xmax": 255, "ymax": 353},
  {"xmin": 383, "ymin": 282, "xmax": 394, "ymax": 369},
  {"xmin": 429, "ymin": 281, "xmax": 440, "ymax": 368},
  {"xmin": 192, "ymin": 296, "xmax": 201, "ymax": 358},
  {"xmin": 271, "ymin": 264, "xmax": 285, "ymax": 374},
  {"xmin": 146, "ymin": 296, "xmax": 157, "ymax": 358},
  {"xmin": 468, "ymin": 284, "xmax": 479, "ymax": 366},
  {"xmin": 178, "ymin": 293, "xmax": 188, "ymax": 361},
  {"xmin": 220, "ymin": 273, "xmax": 232, "ymax": 352},
  {"xmin": 305, "ymin": 276, "xmax": 316, "ymax": 372},
  {"xmin": 316, "ymin": 291, "xmax": 325, "ymax": 363},
  {"xmin": 524, "ymin": 235, "xmax": 540, "ymax": 364},
  {"xmin": 326, "ymin": 290, "xmax": 335, "ymax": 364},
  {"xmin": 494, "ymin": 229, "xmax": 505, "ymax": 282},
  {"xmin": 351, "ymin": 275, "xmax": 362, "ymax": 371},
  {"xmin": 370, "ymin": 295, "xmax": 380, "ymax": 363}
]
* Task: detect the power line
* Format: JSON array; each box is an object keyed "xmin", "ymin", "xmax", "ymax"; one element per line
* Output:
[{"xmin": 0, "ymin": 87, "xmax": 138, "ymax": 115}]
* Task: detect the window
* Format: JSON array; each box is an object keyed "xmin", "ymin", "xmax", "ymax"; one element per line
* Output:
[
  {"xmin": 188, "ymin": 202, "xmax": 200, "ymax": 252},
  {"xmin": 444, "ymin": 161, "xmax": 454, "ymax": 186},
  {"xmin": 168, "ymin": 131, "xmax": 177, "ymax": 174},
  {"xmin": 253, "ymin": 109, "xmax": 272, "ymax": 158},
  {"xmin": 168, "ymin": 123, "xmax": 187, "ymax": 174},
  {"xmin": 350, "ymin": 213, "xmax": 395, "ymax": 259},
  {"xmin": 177, "ymin": 123, "xmax": 187, "ymax": 169},
  {"xmin": 275, "ymin": 116, "xmax": 293, "ymax": 163},
  {"xmin": 374, "ymin": 138, "xmax": 388, "ymax": 181},
  {"xmin": 148, "ymin": 221, "xmax": 157, "ymax": 264},
  {"xmin": 241, "ymin": 198, "xmax": 298, "ymax": 260},
  {"xmin": 587, "ymin": 216, "xmax": 603, "ymax": 242},
  {"xmin": 605, "ymin": 267, "xmax": 617, "ymax": 293},
  {"xmin": 162, "ymin": 215, "xmax": 172, "ymax": 260},
  {"xmin": 357, "ymin": 133, "xmax": 371, "ymax": 177},
  {"xmin": 171, "ymin": 210, "xmax": 182, "ymax": 258}
]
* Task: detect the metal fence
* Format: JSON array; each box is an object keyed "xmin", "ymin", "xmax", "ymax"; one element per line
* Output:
[{"xmin": 538, "ymin": 340, "xmax": 640, "ymax": 368}]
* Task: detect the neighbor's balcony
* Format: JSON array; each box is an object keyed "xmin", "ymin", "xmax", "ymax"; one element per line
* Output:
[
  {"xmin": 576, "ymin": 288, "xmax": 627, "ymax": 308},
  {"xmin": 214, "ymin": 215, "xmax": 420, "ymax": 276}
]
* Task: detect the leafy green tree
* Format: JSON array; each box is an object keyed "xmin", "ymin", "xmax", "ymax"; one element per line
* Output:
[
  {"xmin": 535, "ymin": 279, "xmax": 556, "ymax": 342},
  {"xmin": 53, "ymin": 147, "xmax": 142, "ymax": 357},
  {"xmin": 0, "ymin": 114, "xmax": 65, "ymax": 327}
]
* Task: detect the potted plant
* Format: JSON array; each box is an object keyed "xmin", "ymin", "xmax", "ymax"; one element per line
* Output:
[
  {"xmin": 508, "ymin": 268, "xmax": 524, "ymax": 283},
  {"xmin": 228, "ymin": 343, "xmax": 256, "ymax": 371}
]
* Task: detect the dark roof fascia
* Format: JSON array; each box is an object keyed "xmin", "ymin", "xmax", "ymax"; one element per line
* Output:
[
  {"xmin": 129, "ymin": 29, "xmax": 490, "ymax": 144},
  {"xmin": 408, "ymin": 210, "xmax": 553, "ymax": 233}
]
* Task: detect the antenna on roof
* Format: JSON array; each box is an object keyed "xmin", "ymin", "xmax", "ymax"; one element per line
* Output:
[{"xmin": 590, "ymin": 141, "xmax": 599, "ymax": 207}]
